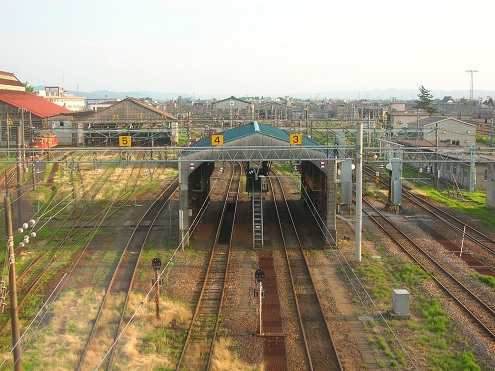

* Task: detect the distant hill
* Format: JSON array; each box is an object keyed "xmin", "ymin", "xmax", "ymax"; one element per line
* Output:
[
  {"xmin": 294, "ymin": 89, "xmax": 495, "ymax": 101},
  {"xmin": 34, "ymin": 87, "xmax": 495, "ymax": 101},
  {"xmin": 68, "ymin": 90, "xmax": 185, "ymax": 101}
]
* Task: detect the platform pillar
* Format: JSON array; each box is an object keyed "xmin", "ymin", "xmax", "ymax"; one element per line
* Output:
[
  {"xmin": 179, "ymin": 162, "xmax": 190, "ymax": 249},
  {"xmin": 325, "ymin": 159, "xmax": 337, "ymax": 247}
]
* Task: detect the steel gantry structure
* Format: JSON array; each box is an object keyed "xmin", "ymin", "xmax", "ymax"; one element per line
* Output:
[{"xmin": 3, "ymin": 121, "xmax": 495, "ymax": 258}]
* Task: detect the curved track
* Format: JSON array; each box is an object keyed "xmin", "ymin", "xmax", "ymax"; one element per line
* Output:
[
  {"xmin": 76, "ymin": 177, "xmax": 178, "ymax": 370},
  {"xmin": 0, "ymin": 152, "xmax": 145, "ymax": 337}
]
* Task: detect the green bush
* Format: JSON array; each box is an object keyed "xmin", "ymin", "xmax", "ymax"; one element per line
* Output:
[
  {"xmin": 422, "ymin": 299, "xmax": 447, "ymax": 332},
  {"xmin": 432, "ymin": 351, "xmax": 480, "ymax": 370}
]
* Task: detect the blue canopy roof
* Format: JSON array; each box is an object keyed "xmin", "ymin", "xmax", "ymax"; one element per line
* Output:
[{"xmin": 192, "ymin": 121, "xmax": 321, "ymax": 148}]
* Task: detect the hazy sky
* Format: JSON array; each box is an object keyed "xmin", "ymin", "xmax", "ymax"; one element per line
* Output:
[{"xmin": 2, "ymin": 0, "xmax": 494, "ymax": 97}]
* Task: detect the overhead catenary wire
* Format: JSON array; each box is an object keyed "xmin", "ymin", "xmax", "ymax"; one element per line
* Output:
[
  {"xmin": 0, "ymin": 273, "xmax": 68, "ymax": 369},
  {"xmin": 0, "ymin": 160, "xmax": 164, "ymax": 367}
]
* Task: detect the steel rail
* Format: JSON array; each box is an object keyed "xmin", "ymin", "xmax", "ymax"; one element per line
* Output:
[
  {"xmin": 364, "ymin": 165, "xmax": 495, "ymax": 263},
  {"xmin": 0, "ymin": 155, "xmax": 142, "ymax": 337},
  {"xmin": 361, "ymin": 197, "xmax": 495, "ymax": 339},
  {"xmin": 176, "ymin": 162, "xmax": 241, "ymax": 370},
  {"xmin": 76, "ymin": 178, "xmax": 178, "ymax": 370},
  {"xmin": 269, "ymin": 170, "xmax": 343, "ymax": 370}
]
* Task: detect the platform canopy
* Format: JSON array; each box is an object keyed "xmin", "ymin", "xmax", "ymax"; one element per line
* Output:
[{"xmin": 179, "ymin": 121, "xmax": 334, "ymax": 162}]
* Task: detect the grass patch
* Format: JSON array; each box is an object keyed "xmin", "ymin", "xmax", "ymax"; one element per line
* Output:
[
  {"xmin": 353, "ymin": 246, "xmax": 483, "ymax": 369},
  {"xmin": 113, "ymin": 293, "xmax": 192, "ymax": 369},
  {"xmin": 471, "ymin": 272, "xmax": 495, "ymax": 290},
  {"xmin": 401, "ymin": 165, "xmax": 495, "ymax": 229}
]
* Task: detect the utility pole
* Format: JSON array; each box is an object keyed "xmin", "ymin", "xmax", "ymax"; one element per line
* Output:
[
  {"xmin": 355, "ymin": 121, "xmax": 363, "ymax": 262},
  {"xmin": 5, "ymin": 195, "xmax": 22, "ymax": 370},
  {"xmin": 466, "ymin": 69, "xmax": 479, "ymax": 102},
  {"xmin": 436, "ymin": 124, "xmax": 440, "ymax": 190},
  {"xmin": 19, "ymin": 108, "xmax": 26, "ymax": 182},
  {"xmin": 16, "ymin": 127, "xmax": 23, "ymax": 227},
  {"xmin": 6, "ymin": 113, "xmax": 11, "ymax": 159}
]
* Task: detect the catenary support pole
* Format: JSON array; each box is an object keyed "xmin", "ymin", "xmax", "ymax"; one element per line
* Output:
[
  {"xmin": 16, "ymin": 127, "xmax": 22, "ymax": 228},
  {"xmin": 5, "ymin": 196, "xmax": 22, "ymax": 370},
  {"xmin": 355, "ymin": 121, "xmax": 363, "ymax": 262}
]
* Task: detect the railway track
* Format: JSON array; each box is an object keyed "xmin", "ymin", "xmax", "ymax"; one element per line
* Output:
[
  {"xmin": 268, "ymin": 171, "xmax": 343, "ymax": 370},
  {"xmin": 361, "ymin": 197, "xmax": 495, "ymax": 341},
  {"xmin": 176, "ymin": 162, "xmax": 241, "ymax": 370},
  {"xmin": 76, "ymin": 177, "xmax": 178, "ymax": 370},
  {"xmin": 364, "ymin": 165, "xmax": 495, "ymax": 278},
  {"xmin": 0, "ymin": 153, "xmax": 146, "ymax": 336}
]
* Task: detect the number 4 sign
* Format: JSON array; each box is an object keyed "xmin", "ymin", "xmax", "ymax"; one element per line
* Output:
[{"xmin": 211, "ymin": 134, "xmax": 223, "ymax": 146}]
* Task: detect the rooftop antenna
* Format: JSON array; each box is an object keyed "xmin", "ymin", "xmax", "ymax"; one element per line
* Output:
[{"xmin": 465, "ymin": 69, "xmax": 478, "ymax": 101}]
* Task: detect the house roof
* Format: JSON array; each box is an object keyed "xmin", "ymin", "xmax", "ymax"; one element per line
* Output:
[
  {"xmin": 0, "ymin": 71, "xmax": 25, "ymax": 90},
  {"xmin": 214, "ymin": 96, "xmax": 252, "ymax": 105},
  {"xmin": 439, "ymin": 96, "xmax": 455, "ymax": 104},
  {"xmin": 78, "ymin": 97, "xmax": 176, "ymax": 120},
  {"xmin": 0, "ymin": 90, "xmax": 72, "ymax": 118},
  {"xmin": 125, "ymin": 97, "xmax": 173, "ymax": 117},
  {"xmin": 413, "ymin": 116, "xmax": 476, "ymax": 128}
]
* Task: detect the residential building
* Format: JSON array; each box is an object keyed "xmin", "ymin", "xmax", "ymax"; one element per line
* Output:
[
  {"xmin": 37, "ymin": 86, "xmax": 86, "ymax": 112},
  {"xmin": 404, "ymin": 116, "xmax": 476, "ymax": 147}
]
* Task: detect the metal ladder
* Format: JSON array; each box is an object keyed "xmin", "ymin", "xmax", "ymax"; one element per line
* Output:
[{"xmin": 252, "ymin": 190, "xmax": 263, "ymax": 248}]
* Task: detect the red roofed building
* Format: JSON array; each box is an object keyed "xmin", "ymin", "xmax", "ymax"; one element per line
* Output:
[
  {"xmin": 0, "ymin": 71, "xmax": 73, "ymax": 145},
  {"xmin": 0, "ymin": 90, "xmax": 72, "ymax": 120}
]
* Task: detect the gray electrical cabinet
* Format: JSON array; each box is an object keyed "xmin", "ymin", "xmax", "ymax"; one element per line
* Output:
[
  {"xmin": 390, "ymin": 160, "xmax": 403, "ymax": 206},
  {"xmin": 387, "ymin": 289, "xmax": 410, "ymax": 319},
  {"xmin": 392, "ymin": 289, "xmax": 410, "ymax": 317}
]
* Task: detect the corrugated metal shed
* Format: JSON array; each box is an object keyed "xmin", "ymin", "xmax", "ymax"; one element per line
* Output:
[
  {"xmin": 74, "ymin": 97, "xmax": 176, "ymax": 121},
  {"xmin": 0, "ymin": 90, "xmax": 72, "ymax": 118}
]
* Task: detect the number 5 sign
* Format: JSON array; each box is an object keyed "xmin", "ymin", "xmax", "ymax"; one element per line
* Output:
[
  {"xmin": 289, "ymin": 134, "xmax": 302, "ymax": 145},
  {"xmin": 119, "ymin": 136, "xmax": 131, "ymax": 147}
]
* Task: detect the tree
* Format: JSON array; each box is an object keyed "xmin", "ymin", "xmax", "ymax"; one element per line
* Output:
[
  {"xmin": 483, "ymin": 97, "xmax": 494, "ymax": 107},
  {"xmin": 23, "ymin": 81, "xmax": 35, "ymax": 93},
  {"xmin": 414, "ymin": 85, "xmax": 437, "ymax": 115}
]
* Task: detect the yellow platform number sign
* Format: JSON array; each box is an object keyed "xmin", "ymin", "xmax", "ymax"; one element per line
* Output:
[
  {"xmin": 119, "ymin": 136, "xmax": 131, "ymax": 147},
  {"xmin": 289, "ymin": 134, "xmax": 302, "ymax": 145},
  {"xmin": 211, "ymin": 134, "xmax": 223, "ymax": 146}
]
